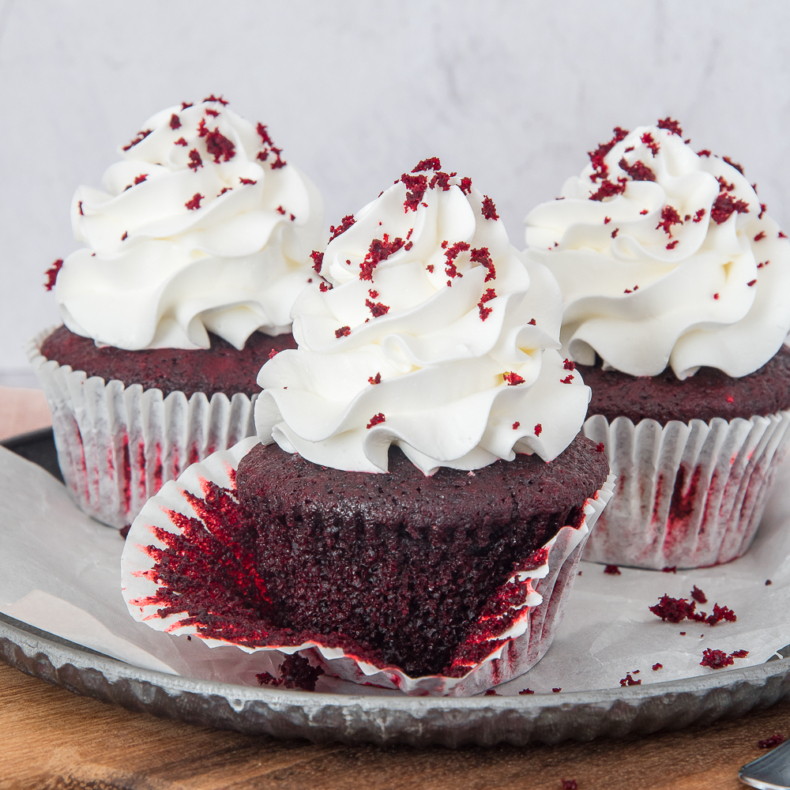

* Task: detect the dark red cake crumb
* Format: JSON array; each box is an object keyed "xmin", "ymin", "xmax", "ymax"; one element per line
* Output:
[
  {"xmin": 119, "ymin": 525, "xmax": 131, "ymax": 539},
  {"xmin": 512, "ymin": 422, "xmax": 520, "ymax": 430},
  {"xmin": 360, "ymin": 234, "xmax": 404, "ymax": 281},
  {"xmin": 723, "ymin": 155, "xmax": 744, "ymax": 175},
  {"xmin": 657, "ymin": 118, "xmax": 683, "ymax": 136},
  {"xmin": 255, "ymin": 654, "xmax": 325, "ymax": 691},
  {"xmin": 239, "ymin": 177, "xmax": 257, "ymax": 186},
  {"xmin": 335, "ymin": 326, "xmax": 351, "ymax": 338},
  {"xmin": 650, "ymin": 594, "xmax": 695, "ymax": 623},
  {"xmin": 731, "ymin": 649, "xmax": 749, "ymax": 658},
  {"xmin": 412, "ymin": 157, "xmax": 441, "ymax": 172},
  {"xmin": 235, "ymin": 436, "xmax": 608, "ymax": 676},
  {"xmin": 366, "ymin": 413, "xmax": 385, "ymax": 429},
  {"xmin": 755, "ymin": 230, "xmax": 767, "ymax": 242},
  {"xmin": 41, "ymin": 324, "xmax": 295, "ymax": 398},
  {"xmin": 503, "ymin": 371, "xmax": 525, "ymax": 386},
  {"xmin": 619, "ymin": 673, "xmax": 641, "ymax": 687},
  {"xmin": 690, "ymin": 585, "xmax": 707, "ymax": 604},
  {"xmin": 484, "ymin": 689, "xmax": 498, "ymax": 696},
  {"xmin": 700, "ymin": 649, "xmax": 733, "ymax": 669},
  {"xmin": 652, "ymin": 663, "xmax": 663, "ymax": 671},
  {"xmin": 44, "ymin": 259, "xmax": 64, "ymax": 291},
  {"xmin": 766, "ymin": 580, "xmax": 773, "ymax": 586},
  {"xmin": 663, "ymin": 567, "xmax": 678, "ymax": 573},
  {"xmin": 185, "ymin": 193, "xmax": 204, "ymax": 211},
  {"xmin": 561, "ymin": 780, "xmax": 578, "ymax": 790},
  {"xmin": 368, "ymin": 373, "xmax": 382, "ymax": 385},
  {"xmin": 188, "ymin": 149, "xmax": 203, "ymax": 171},
  {"xmin": 122, "ymin": 129, "xmax": 152, "ymax": 151},
  {"xmin": 706, "ymin": 603, "xmax": 737, "ymax": 625},
  {"xmin": 619, "ymin": 158, "xmax": 656, "ymax": 182},
  {"xmin": 579, "ymin": 345, "xmax": 790, "ymax": 425},
  {"xmin": 481, "ymin": 196, "xmax": 499, "ymax": 220},
  {"xmin": 758, "ymin": 733, "xmax": 785, "ymax": 749},
  {"xmin": 401, "ymin": 172, "xmax": 428, "ymax": 212},
  {"xmin": 589, "ymin": 179, "xmax": 626, "ymax": 201},
  {"xmin": 169, "ymin": 114, "xmax": 181, "ymax": 130},
  {"xmin": 604, "ymin": 564, "xmax": 621, "ymax": 575},
  {"xmin": 711, "ymin": 193, "xmax": 750, "ymax": 224},
  {"xmin": 641, "ymin": 132, "xmax": 660, "ymax": 156},
  {"xmin": 203, "ymin": 94, "xmax": 228, "ymax": 105},
  {"xmin": 534, "ymin": 423, "xmax": 542, "ymax": 436},
  {"xmin": 552, "ymin": 688, "xmax": 562, "ymax": 693},
  {"xmin": 519, "ymin": 688, "xmax": 535, "ymax": 695},
  {"xmin": 470, "ymin": 247, "xmax": 496, "ymax": 281}
]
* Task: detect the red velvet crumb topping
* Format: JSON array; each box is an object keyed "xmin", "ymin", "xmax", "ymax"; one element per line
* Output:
[
  {"xmin": 335, "ymin": 326, "xmax": 351, "ymax": 338},
  {"xmin": 239, "ymin": 177, "xmax": 257, "ymax": 185},
  {"xmin": 758, "ymin": 734, "xmax": 785, "ymax": 749},
  {"xmin": 503, "ymin": 371, "xmax": 525, "ymax": 386},
  {"xmin": 360, "ymin": 234, "xmax": 405, "ymax": 281},
  {"xmin": 401, "ymin": 173, "xmax": 428, "ymax": 212},
  {"xmin": 528, "ymin": 319, "xmax": 536, "ymax": 326},
  {"xmin": 188, "ymin": 149, "xmax": 203, "ymax": 171},
  {"xmin": 481, "ymin": 196, "xmax": 499, "ymax": 220},
  {"xmin": 319, "ymin": 282, "xmax": 332, "ymax": 292},
  {"xmin": 652, "ymin": 663, "xmax": 663, "ymax": 671},
  {"xmin": 205, "ymin": 108, "xmax": 219, "ymax": 117},
  {"xmin": 512, "ymin": 421, "xmax": 520, "ymax": 430},
  {"xmin": 412, "ymin": 157, "xmax": 441, "ymax": 172},
  {"xmin": 368, "ymin": 373, "xmax": 381, "ymax": 385},
  {"xmin": 174, "ymin": 137, "xmax": 188, "ymax": 147},
  {"xmin": 657, "ymin": 117, "xmax": 683, "ymax": 136},
  {"xmin": 552, "ymin": 688, "xmax": 562, "ymax": 693},
  {"xmin": 711, "ymin": 193, "xmax": 750, "ymax": 224},
  {"xmin": 697, "ymin": 149, "xmax": 711, "ymax": 157},
  {"xmin": 604, "ymin": 565, "xmax": 621, "ymax": 575},
  {"xmin": 205, "ymin": 128, "xmax": 236, "ymax": 163},
  {"xmin": 478, "ymin": 288, "xmax": 496, "ymax": 321},
  {"xmin": 700, "ymin": 649, "xmax": 734, "ymax": 669},
  {"xmin": 587, "ymin": 126, "xmax": 629, "ymax": 182},
  {"xmin": 754, "ymin": 230, "xmax": 766, "ymax": 242},
  {"xmin": 723, "ymin": 155, "xmax": 744, "ymax": 175},
  {"xmin": 563, "ymin": 359, "xmax": 576, "ymax": 371},
  {"xmin": 134, "ymin": 174, "xmax": 148, "ymax": 185},
  {"xmin": 181, "ymin": 101, "xmax": 193, "ymax": 110},
  {"xmin": 430, "ymin": 171, "xmax": 456, "ymax": 191},
  {"xmin": 560, "ymin": 374, "xmax": 574, "ymax": 384},
  {"xmin": 619, "ymin": 158, "xmax": 656, "ymax": 182},
  {"xmin": 459, "ymin": 177, "xmax": 472, "ymax": 195},
  {"xmin": 203, "ymin": 94, "xmax": 228, "ymax": 105},
  {"xmin": 185, "ymin": 193, "xmax": 203, "ymax": 210},
  {"xmin": 589, "ymin": 179, "xmax": 626, "ymax": 201},
  {"xmin": 657, "ymin": 205, "xmax": 683, "ymax": 235},
  {"xmin": 366, "ymin": 413, "xmax": 385, "ymax": 429},
  {"xmin": 121, "ymin": 231, "xmax": 128, "ymax": 241},
  {"xmin": 641, "ymin": 132, "xmax": 659, "ymax": 156},
  {"xmin": 329, "ymin": 214, "xmax": 356, "ymax": 242},
  {"xmin": 470, "ymin": 247, "xmax": 496, "ymax": 281},
  {"xmin": 666, "ymin": 240, "xmax": 679, "ymax": 250},
  {"xmin": 747, "ymin": 279, "xmax": 757, "ymax": 287},
  {"xmin": 693, "ymin": 208, "xmax": 706, "ymax": 223},
  {"xmin": 620, "ymin": 673, "xmax": 641, "ymax": 687},
  {"xmin": 596, "ymin": 443, "xmax": 605, "ymax": 452},
  {"xmin": 122, "ymin": 129, "xmax": 152, "ymax": 151},
  {"xmin": 534, "ymin": 423, "xmax": 542, "ymax": 436},
  {"xmin": 366, "ymin": 299, "xmax": 390, "ymax": 317},
  {"xmin": 690, "ymin": 585, "xmax": 708, "ymax": 604},
  {"xmin": 519, "ymin": 688, "xmax": 534, "ymax": 695},
  {"xmin": 169, "ymin": 114, "xmax": 181, "ymax": 130},
  {"xmin": 44, "ymin": 259, "xmax": 63, "ymax": 291},
  {"xmin": 640, "ymin": 209, "xmax": 648, "ymax": 215}
]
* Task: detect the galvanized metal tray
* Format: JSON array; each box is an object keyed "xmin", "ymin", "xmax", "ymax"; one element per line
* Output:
[{"xmin": 2, "ymin": 429, "xmax": 790, "ymax": 747}]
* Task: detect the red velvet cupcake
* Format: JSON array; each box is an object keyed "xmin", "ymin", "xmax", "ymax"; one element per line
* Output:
[
  {"xmin": 525, "ymin": 119, "xmax": 790, "ymax": 569},
  {"xmin": 30, "ymin": 97, "xmax": 323, "ymax": 528}
]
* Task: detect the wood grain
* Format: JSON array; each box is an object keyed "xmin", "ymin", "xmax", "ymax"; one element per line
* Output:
[{"xmin": 1, "ymin": 662, "xmax": 789, "ymax": 790}]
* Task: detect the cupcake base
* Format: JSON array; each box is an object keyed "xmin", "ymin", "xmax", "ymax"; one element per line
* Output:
[{"xmin": 122, "ymin": 438, "xmax": 615, "ymax": 696}]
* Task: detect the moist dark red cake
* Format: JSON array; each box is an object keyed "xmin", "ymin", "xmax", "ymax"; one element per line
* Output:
[
  {"xmin": 579, "ymin": 345, "xmax": 790, "ymax": 426},
  {"xmin": 235, "ymin": 436, "xmax": 609, "ymax": 676},
  {"xmin": 41, "ymin": 325, "xmax": 296, "ymax": 398}
]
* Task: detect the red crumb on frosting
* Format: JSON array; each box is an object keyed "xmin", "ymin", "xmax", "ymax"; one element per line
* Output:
[
  {"xmin": 611, "ymin": 228, "xmax": 619, "ymax": 239},
  {"xmin": 478, "ymin": 288, "xmax": 496, "ymax": 321},
  {"xmin": 444, "ymin": 241, "xmax": 471, "ymax": 281},
  {"xmin": 604, "ymin": 217, "xmax": 611, "ymax": 224},
  {"xmin": 755, "ymin": 231, "xmax": 767, "ymax": 241},
  {"xmin": 122, "ymin": 129, "xmax": 152, "ymax": 151},
  {"xmin": 329, "ymin": 214, "xmax": 356, "ymax": 242},
  {"xmin": 459, "ymin": 176, "xmax": 472, "ymax": 194},
  {"xmin": 368, "ymin": 373, "xmax": 381, "ymax": 385},
  {"xmin": 641, "ymin": 132, "xmax": 660, "ymax": 156},
  {"xmin": 714, "ymin": 293, "xmax": 720, "ymax": 300},
  {"xmin": 691, "ymin": 586, "xmax": 708, "ymax": 604},
  {"xmin": 360, "ymin": 234, "xmax": 405, "ymax": 281},
  {"xmin": 619, "ymin": 158, "xmax": 656, "ymax": 182},
  {"xmin": 310, "ymin": 251, "xmax": 324, "ymax": 273},
  {"xmin": 723, "ymin": 155, "xmax": 745, "ymax": 175},
  {"xmin": 481, "ymin": 196, "xmax": 499, "ymax": 220},
  {"xmin": 652, "ymin": 663, "xmax": 663, "ymax": 671},
  {"xmin": 276, "ymin": 206, "xmax": 286, "ymax": 215},
  {"xmin": 174, "ymin": 137, "xmax": 188, "ymax": 147},
  {"xmin": 693, "ymin": 208, "xmax": 706, "ymax": 223},
  {"xmin": 366, "ymin": 413, "xmax": 386, "ymax": 429},
  {"xmin": 528, "ymin": 319, "xmax": 537, "ymax": 325},
  {"xmin": 121, "ymin": 231, "xmax": 128, "ymax": 241},
  {"xmin": 188, "ymin": 149, "xmax": 203, "ymax": 171},
  {"xmin": 44, "ymin": 259, "xmax": 63, "ymax": 291},
  {"xmin": 697, "ymin": 149, "xmax": 711, "ymax": 157},
  {"xmin": 319, "ymin": 282, "xmax": 332, "ymax": 292},
  {"xmin": 512, "ymin": 421, "xmax": 520, "ymax": 430},
  {"xmin": 335, "ymin": 326, "xmax": 351, "ymax": 338},
  {"xmin": 169, "ymin": 114, "xmax": 181, "ymax": 130},
  {"xmin": 185, "ymin": 193, "xmax": 203, "ymax": 210},
  {"xmin": 589, "ymin": 179, "xmax": 626, "ymax": 202},
  {"xmin": 429, "ymin": 171, "xmax": 456, "ymax": 190},
  {"xmin": 412, "ymin": 157, "xmax": 441, "ymax": 172},
  {"xmin": 711, "ymin": 194, "xmax": 750, "ymax": 224},
  {"xmin": 181, "ymin": 101, "xmax": 193, "ymax": 110},
  {"xmin": 666, "ymin": 240, "xmax": 679, "ymax": 250},
  {"xmin": 657, "ymin": 205, "xmax": 683, "ymax": 235},
  {"xmin": 205, "ymin": 128, "xmax": 236, "ymax": 163},
  {"xmin": 470, "ymin": 247, "xmax": 496, "ymax": 282},
  {"xmin": 534, "ymin": 423, "xmax": 542, "ymax": 436},
  {"xmin": 560, "ymin": 374, "xmax": 574, "ymax": 384},
  {"xmin": 760, "ymin": 203, "xmax": 767, "ymax": 219},
  {"xmin": 205, "ymin": 108, "xmax": 219, "ymax": 117},
  {"xmin": 620, "ymin": 673, "xmax": 641, "ymax": 686},
  {"xmin": 134, "ymin": 174, "xmax": 148, "ymax": 185},
  {"xmin": 564, "ymin": 359, "xmax": 576, "ymax": 371},
  {"xmin": 588, "ymin": 126, "xmax": 629, "ymax": 182},
  {"xmin": 596, "ymin": 443, "xmax": 605, "ymax": 452},
  {"xmin": 604, "ymin": 564, "xmax": 621, "ymax": 575},
  {"xmin": 401, "ymin": 172, "xmax": 428, "ymax": 212},
  {"xmin": 640, "ymin": 209, "xmax": 649, "ymax": 215},
  {"xmin": 758, "ymin": 734, "xmax": 786, "ymax": 749},
  {"xmin": 747, "ymin": 279, "xmax": 757, "ymax": 287},
  {"xmin": 203, "ymin": 94, "xmax": 228, "ymax": 105},
  {"xmin": 503, "ymin": 371, "xmax": 525, "ymax": 386},
  {"xmin": 657, "ymin": 117, "xmax": 683, "ymax": 136},
  {"xmin": 239, "ymin": 177, "xmax": 257, "ymax": 185},
  {"xmin": 366, "ymin": 298, "xmax": 390, "ymax": 317}
]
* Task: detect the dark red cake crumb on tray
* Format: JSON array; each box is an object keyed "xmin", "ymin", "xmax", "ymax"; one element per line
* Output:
[
  {"xmin": 619, "ymin": 673, "xmax": 641, "ymax": 687},
  {"xmin": 652, "ymin": 663, "xmax": 663, "ymax": 671},
  {"xmin": 561, "ymin": 780, "xmax": 578, "ymax": 790},
  {"xmin": 700, "ymin": 648, "xmax": 748, "ymax": 669},
  {"xmin": 256, "ymin": 653, "xmax": 324, "ymax": 691},
  {"xmin": 41, "ymin": 325, "xmax": 296, "ymax": 398},
  {"xmin": 758, "ymin": 733, "xmax": 785, "ymax": 749},
  {"xmin": 603, "ymin": 564, "xmax": 621, "ymax": 575}
]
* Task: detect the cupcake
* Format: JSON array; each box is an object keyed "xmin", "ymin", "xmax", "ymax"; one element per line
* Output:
[
  {"xmin": 524, "ymin": 118, "xmax": 790, "ymax": 569},
  {"xmin": 31, "ymin": 96, "xmax": 323, "ymax": 528},
  {"xmin": 123, "ymin": 159, "xmax": 614, "ymax": 695}
]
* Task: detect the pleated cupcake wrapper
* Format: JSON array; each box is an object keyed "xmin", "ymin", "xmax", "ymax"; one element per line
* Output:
[
  {"xmin": 27, "ymin": 328, "xmax": 257, "ymax": 529},
  {"xmin": 582, "ymin": 410, "xmax": 790, "ymax": 570},
  {"xmin": 121, "ymin": 437, "xmax": 615, "ymax": 697}
]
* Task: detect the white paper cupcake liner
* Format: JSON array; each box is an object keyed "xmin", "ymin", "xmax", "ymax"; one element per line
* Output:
[
  {"xmin": 582, "ymin": 411, "xmax": 790, "ymax": 570},
  {"xmin": 27, "ymin": 327, "xmax": 258, "ymax": 529},
  {"xmin": 121, "ymin": 437, "xmax": 615, "ymax": 697}
]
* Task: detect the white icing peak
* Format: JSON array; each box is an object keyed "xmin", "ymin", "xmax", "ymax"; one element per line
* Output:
[
  {"xmin": 55, "ymin": 97, "xmax": 323, "ymax": 350},
  {"xmin": 525, "ymin": 119, "xmax": 790, "ymax": 379},
  {"xmin": 255, "ymin": 159, "xmax": 591, "ymax": 474}
]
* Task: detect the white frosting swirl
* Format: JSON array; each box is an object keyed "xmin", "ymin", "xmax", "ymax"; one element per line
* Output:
[
  {"xmin": 255, "ymin": 161, "xmax": 591, "ymax": 474},
  {"xmin": 524, "ymin": 122, "xmax": 790, "ymax": 379},
  {"xmin": 56, "ymin": 98, "xmax": 323, "ymax": 350}
]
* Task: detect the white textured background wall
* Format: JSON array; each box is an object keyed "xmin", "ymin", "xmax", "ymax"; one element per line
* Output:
[{"xmin": 2, "ymin": 0, "xmax": 790, "ymax": 384}]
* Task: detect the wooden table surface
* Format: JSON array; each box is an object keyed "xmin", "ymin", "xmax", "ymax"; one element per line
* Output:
[{"xmin": 1, "ymin": 387, "xmax": 789, "ymax": 790}]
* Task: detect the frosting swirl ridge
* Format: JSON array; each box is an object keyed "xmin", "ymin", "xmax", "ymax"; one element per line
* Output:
[
  {"xmin": 56, "ymin": 97, "xmax": 323, "ymax": 350},
  {"xmin": 524, "ymin": 120, "xmax": 790, "ymax": 379},
  {"xmin": 255, "ymin": 160, "xmax": 590, "ymax": 474}
]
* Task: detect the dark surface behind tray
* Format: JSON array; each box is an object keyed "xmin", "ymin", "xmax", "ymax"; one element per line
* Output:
[{"xmin": 1, "ymin": 427, "xmax": 63, "ymax": 483}]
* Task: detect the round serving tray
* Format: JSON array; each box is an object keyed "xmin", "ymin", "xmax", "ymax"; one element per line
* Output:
[{"xmin": 2, "ymin": 429, "xmax": 790, "ymax": 747}]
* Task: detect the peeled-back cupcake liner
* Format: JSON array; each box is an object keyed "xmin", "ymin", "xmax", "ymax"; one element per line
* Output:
[
  {"xmin": 121, "ymin": 437, "xmax": 615, "ymax": 697},
  {"xmin": 582, "ymin": 411, "xmax": 790, "ymax": 570},
  {"xmin": 27, "ymin": 327, "xmax": 258, "ymax": 529}
]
